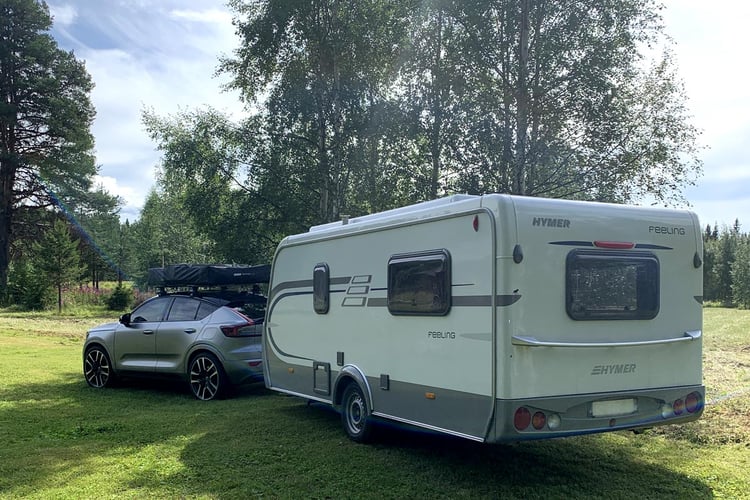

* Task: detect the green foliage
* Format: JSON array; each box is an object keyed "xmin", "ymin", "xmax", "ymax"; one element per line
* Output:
[
  {"xmin": 0, "ymin": 0, "xmax": 97, "ymax": 297},
  {"xmin": 703, "ymin": 222, "xmax": 748, "ymax": 307},
  {"xmin": 75, "ymin": 184, "xmax": 128, "ymax": 286},
  {"xmin": 731, "ymin": 238, "xmax": 750, "ymax": 309},
  {"xmin": 32, "ymin": 220, "xmax": 86, "ymax": 313},
  {"xmin": 6, "ymin": 258, "xmax": 53, "ymax": 310},
  {"xmin": 106, "ymin": 284, "xmax": 133, "ymax": 311},
  {"xmin": 129, "ymin": 186, "xmax": 220, "ymax": 285},
  {"xmin": 141, "ymin": 0, "xmax": 702, "ymax": 270}
]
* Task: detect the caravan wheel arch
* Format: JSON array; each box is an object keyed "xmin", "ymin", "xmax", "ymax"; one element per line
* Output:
[{"xmin": 333, "ymin": 365, "xmax": 373, "ymax": 411}]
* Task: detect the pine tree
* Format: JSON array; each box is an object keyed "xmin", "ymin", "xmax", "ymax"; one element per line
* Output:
[{"xmin": 32, "ymin": 220, "xmax": 86, "ymax": 313}]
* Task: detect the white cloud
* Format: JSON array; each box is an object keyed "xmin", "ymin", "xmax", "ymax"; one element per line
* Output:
[
  {"xmin": 170, "ymin": 8, "xmax": 232, "ymax": 24},
  {"xmin": 660, "ymin": 0, "xmax": 750, "ymax": 228},
  {"xmin": 49, "ymin": 0, "xmax": 243, "ymax": 221},
  {"xmin": 48, "ymin": 3, "xmax": 77, "ymax": 26}
]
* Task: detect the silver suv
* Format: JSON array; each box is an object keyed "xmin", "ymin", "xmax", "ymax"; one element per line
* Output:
[{"xmin": 83, "ymin": 292, "xmax": 265, "ymax": 400}]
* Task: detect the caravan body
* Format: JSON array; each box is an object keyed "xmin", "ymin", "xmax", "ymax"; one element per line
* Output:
[{"xmin": 263, "ymin": 194, "xmax": 704, "ymax": 442}]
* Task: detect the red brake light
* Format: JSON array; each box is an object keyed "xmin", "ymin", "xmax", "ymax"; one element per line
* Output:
[{"xmin": 593, "ymin": 241, "xmax": 635, "ymax": 249}]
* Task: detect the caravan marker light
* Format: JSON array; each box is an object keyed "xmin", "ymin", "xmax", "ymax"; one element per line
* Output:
[
  {"xmin": 514, "ymin": 407, "xmax": 531, "ymax": 431},
  {"xmin": 473, "ymin": 215, "xmax": 479, "ymax": 232}
]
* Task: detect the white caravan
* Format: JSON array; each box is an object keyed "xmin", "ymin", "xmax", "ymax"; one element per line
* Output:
[{"xmin": 263, "ymin": 194, "xmax": 704, "ymax": 443}]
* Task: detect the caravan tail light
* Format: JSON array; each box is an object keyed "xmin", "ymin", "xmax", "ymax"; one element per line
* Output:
[
  {"xmin": 547, "ymin": 413, "xmax": 561, "ymax": 430},
  {"xmin": 685, "ymin": 392, "xmax": 703, "ymax": 413},
  {"xmin": 532, "ymin": 412, "xmax": 546, "ymax": 430},
  {"xmin": 514, "ymin": 407, "xmax": 531, "ymax": 431},
  {"xmin": 514, "ymin": 407, "xmax": 561, "ymax": 431},
  {"xmin": 672, "ymin": 399, "xmax": 685, "ymax": 416}
]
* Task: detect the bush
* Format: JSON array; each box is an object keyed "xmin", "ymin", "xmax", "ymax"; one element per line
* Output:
[
  {"xmin": 7, "ymin": 259, "xmax": 53, "ymax": 310},
  {"xmin": 106, "ymin": 284, "xmax": 133, "ymax": 310}
]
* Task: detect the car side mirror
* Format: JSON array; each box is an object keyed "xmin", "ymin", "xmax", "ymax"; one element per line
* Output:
[{"xmin": 119, "ymin": 313, "xmax": 131, "ymax": 327}]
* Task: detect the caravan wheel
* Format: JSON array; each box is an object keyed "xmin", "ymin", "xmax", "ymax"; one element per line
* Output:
[{"xmin": 341, "ymin": 383, "xmax": 374, "ymax": 443}]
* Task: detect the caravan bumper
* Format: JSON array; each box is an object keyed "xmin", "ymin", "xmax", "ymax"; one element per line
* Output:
[{"xmin": 490, "ymin": 385, "xmax": 705, "ymax": 443}]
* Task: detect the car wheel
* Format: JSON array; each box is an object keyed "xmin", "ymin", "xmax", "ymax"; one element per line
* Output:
[
  {"xmin": 341, "ymin": 383, "xmax": 374, "ymax": 443},
  {"xmin": 84, "ymin": 346, "xmax": 115, "ymax": 388},
  {"xmin": 189, "ymin": 352, "xmax": 227, "ymax": 401}
]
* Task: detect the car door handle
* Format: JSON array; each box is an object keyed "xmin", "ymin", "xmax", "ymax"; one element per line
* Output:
[
  {"xmin": 142, "ymin": 330, "xmax": 154, "ymax": 335},
  {"xmin": 184, "ymin": 328, "xmax": 196, "ymax": 334}
]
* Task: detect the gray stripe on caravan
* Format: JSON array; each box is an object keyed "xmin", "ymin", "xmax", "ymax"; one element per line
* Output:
[
  {"xmin": 270, "ymin": 277, "xmax": 351, "ymax": 297},
  {"xmin": 367, "ymin": 294, "xmax": 521, "ymax": 307}
]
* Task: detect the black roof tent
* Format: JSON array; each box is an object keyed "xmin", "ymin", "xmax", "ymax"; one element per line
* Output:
[{"xmin": 147, "ymin": 264, "xmax": 271, "ymax": 288}]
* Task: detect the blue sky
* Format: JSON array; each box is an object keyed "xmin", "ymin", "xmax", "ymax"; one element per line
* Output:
[{"xmin": 48, "ymin": 1, "xmax": 749, "ymax": 230}]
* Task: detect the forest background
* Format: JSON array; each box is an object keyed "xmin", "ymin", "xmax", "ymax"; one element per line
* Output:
[{"xmin": 2, "ymin": 0, "xmax": 749, "ymax": 312}]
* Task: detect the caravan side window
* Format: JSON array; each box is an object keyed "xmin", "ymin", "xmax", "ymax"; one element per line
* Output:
[
  {"xmin": 388, "ymin": 250, "xmax": 451, "ymax": 316},
  {"xmin": 313, "ymin": 263, "xmax": 330, "ymax": 314},
  {"xmin": 566, "ymin": 250, "xmax": 659, "ymax": 320}
]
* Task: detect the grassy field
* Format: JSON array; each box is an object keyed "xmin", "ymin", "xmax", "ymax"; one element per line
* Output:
[{"xmin": 0, "ymin": 308, "xmax": 748, "ymax": 499}]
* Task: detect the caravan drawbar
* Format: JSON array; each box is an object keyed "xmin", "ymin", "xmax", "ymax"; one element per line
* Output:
[{"xmin": 263, "ymin": 194, "xmax": 704, "ymax": 443}]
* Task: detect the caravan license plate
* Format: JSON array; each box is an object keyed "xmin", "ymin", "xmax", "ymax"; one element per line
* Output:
[{"xmin": 591, "ymin": 399, "xmax": 637, "ymax": 417}]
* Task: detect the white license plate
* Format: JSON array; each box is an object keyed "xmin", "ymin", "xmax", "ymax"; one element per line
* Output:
[{"xmin": 591, "ymin": 398, "xmax": 637, "ymax": 417}]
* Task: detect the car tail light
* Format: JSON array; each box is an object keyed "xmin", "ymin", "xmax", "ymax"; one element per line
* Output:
[
  {"xmin": 685, "ymin": 392, "xmax": 703, "ymax": 413},
  {"xmin": 221, "ymin": 321, "xmax": 258, "ymax": 337},
  {"xmin": 514, "ymin": 407, "xmax": 531, "ymax": 431}
]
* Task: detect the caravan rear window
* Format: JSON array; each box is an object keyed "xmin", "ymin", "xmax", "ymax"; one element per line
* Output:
[
  {"xmin": 566, "ymin": 250, "xmax": 659, "ymax": 320},
  {"xmin": 388, "ymin": 250, "xmax": 451, "ymax": 316}
]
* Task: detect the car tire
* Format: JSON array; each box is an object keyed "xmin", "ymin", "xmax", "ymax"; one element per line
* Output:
[
  {"xmin": 341, "ymin": 383, "xmax": 375, "ymax": 443},
  {"xmin": 189, "ymin": 352, "xmax": 227, "ymax": 401},
  {"xmin": 84, "ymin": 346, "xmax": 115, "ymax": 389}
]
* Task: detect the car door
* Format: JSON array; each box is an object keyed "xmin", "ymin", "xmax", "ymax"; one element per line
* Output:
[
  {"xmin": 113, "ymin": 296, "xmax": 172, "ymax": 372},
  {"xmin": 155, "ymin": 296, "xmax": 218, "ymax": 373}
]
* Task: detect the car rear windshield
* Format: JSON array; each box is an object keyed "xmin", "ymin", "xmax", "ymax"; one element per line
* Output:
[{"xmin": 566, "ymin": 250, "xmax": 659, "ymax": 320}]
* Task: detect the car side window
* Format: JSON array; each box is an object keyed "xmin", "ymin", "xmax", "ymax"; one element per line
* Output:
[
  {"xmin": 195, "ymin": 301, "xmax": 218, "ymax": 321},
  {"xmin": 132, "ymin": 297, "xmax": 171, "ymax": 322},
  {"xmin": 166, "ymin": 297, "xmax": 201, "ymax": 322}
]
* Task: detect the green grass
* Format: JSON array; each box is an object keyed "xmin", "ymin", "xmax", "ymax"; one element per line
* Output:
[{"xmin": 0, "ymin": 308, "xmax": 748, "ymax": 499}]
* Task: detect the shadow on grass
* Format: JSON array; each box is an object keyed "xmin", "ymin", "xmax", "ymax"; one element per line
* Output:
[
  {"xmin": 0, "ymin": 373, "xmax": 272, "ymax": 497},
  {"xmin": 166, "ymin": 400, "xmax": 712, "ymax": 499},
  {"xmin": 0, "ymin": 378, "xmax": 712, "ymax": 499}
]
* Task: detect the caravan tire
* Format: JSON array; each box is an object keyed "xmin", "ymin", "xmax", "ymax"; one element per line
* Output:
[{"xmin": 341, "ymin": 383, "xmax": 374, "ymax": 443}]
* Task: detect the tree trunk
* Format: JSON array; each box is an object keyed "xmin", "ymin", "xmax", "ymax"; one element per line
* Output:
[
  {"xmin": 514, "ymin": 0, "xmax": 530, "ymax": 195},
  {"xmin": 0, "ymin": 161, "xmax": 16, "ymax": 302},
  {"xmin": 429, "ymin": 9, "xmax": 445, "ymax": 200}
]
